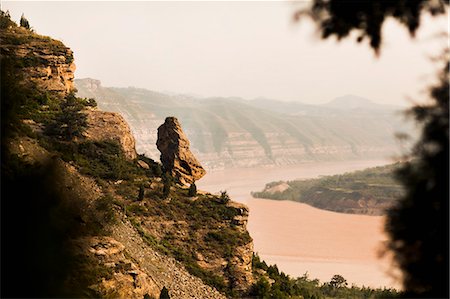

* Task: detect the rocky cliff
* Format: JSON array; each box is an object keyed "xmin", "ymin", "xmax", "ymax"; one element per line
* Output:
[
  {"xmin": 0, "ymin": 21, "xmax": 75, "ymax": 97},
  {"xmin": 1, "ymin": 13, "xmax": 255, "ymax": 298}
]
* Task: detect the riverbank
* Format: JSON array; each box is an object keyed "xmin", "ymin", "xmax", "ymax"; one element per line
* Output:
[{"xmin": 198, "ymin": 159, "xmax": 402, "ymax": 289}]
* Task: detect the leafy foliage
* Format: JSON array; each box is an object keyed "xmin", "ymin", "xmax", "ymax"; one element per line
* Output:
[
  {"xmin": 302, "ymin": 1, "xmax": 449, "ymax": 296},
  {"xmin": 45, "ymin": 93, "xmax": 88, "ymax": 141},
  {"xmin": 298, "ymin": 0, "xmax": 448, "ymax": 54},
  {"xmin": 250, "ymin": 254, "xmax": 400, "ymax": 298},
  {"xmin": 385, "ymin": 59, "xmax": 449, "ymax": 297}
]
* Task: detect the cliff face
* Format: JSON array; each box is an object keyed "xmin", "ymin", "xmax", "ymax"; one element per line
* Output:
[
  {"xmin": 0, "ymin": 24, "xmax": 75, "ymax": 97},
  {"xmin": 2, "ymin": 14, "xmax": 254, "ymax": 298}
]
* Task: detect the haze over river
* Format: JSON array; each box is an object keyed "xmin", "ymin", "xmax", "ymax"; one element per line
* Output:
[{"xmin": 198, "ymin": 160, "xmax": 402, "ymax": 289}]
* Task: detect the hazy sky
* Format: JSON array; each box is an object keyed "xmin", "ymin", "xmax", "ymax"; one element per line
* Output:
[{"xmin": 2, "ymin": 1, "xmax": 448, "ymax": 105}]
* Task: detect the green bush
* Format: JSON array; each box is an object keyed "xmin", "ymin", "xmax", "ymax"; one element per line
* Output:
[
  {"xmin": 20, "ymin": 13, "xmax": 30, "ymax": 30},
  {"xmin": 188, "ymin": 183, "xmax": 197, "ymax": 196},
  {"xmin": 45, "ymin": 93, "xmax": 87, "ymax": 141},
  {"xmin": 251, "ymin": 253, "xmax": 400, "ymax": 298}
]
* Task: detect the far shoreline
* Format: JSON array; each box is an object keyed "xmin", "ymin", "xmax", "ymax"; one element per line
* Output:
[{"xmin": 198, "ymin": 159, "xmax": 402, "ymax": 289}]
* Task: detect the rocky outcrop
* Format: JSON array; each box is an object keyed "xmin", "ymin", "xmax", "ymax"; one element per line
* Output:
[
  {"xmin": 156, "ymin": 117, "xmax": 206, "ymax": 185},
  {"xmin": 227, "ymin": 201, "xmax": 254, "ymax": 290},
  {"xmin": 0, "ymin": 26, "xmax": 75, "ymax": 97},
  {"xmin": 84, "ymin": 109, "xmax": 137, "ymax": 160},
  {"xmin": 72, "ymin": 236, "xmax": 160, "ymax": 299},
  {"xmin": 3, "ymin": 17, "xmax": 255, "ymax": 298}
]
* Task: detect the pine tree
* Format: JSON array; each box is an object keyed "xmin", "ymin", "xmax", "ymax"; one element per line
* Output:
[
  {"xmin": 46, "ymin": 93, "xmax": 87, "ymax": 141},
  {"xmin": 19, "ymin": 13, "xmax": 30, "ymax": 30}
]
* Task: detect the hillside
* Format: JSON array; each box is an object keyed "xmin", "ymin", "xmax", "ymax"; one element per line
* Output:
[
  {"xmin": 0, "ymin": 13, "xmax": 251, "ymax": 298},
  {"xmin": 1, "ymin": 12, "xmax": 400, "ymax": 298},
  {"xmin": 252, "ymin": 163, "xmax": 404, "ymax": 215},
  {"xmin": 75, "ymin": 78, "xmax": 413, "ymax": 170}
]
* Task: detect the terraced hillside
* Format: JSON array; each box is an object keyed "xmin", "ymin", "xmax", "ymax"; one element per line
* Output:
[
  {"xmin": 76, "ymin": 78, "xmax": 413, "ymax": 170},
  {"xmin": 252, "ymin": 163, "xmax": 404, "ymax": 215}
]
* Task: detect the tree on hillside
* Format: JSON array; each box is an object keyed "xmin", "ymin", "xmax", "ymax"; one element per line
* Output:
[
  {"xmin": 137, "ymin": 184, "xmax": 145, "ymax": 201},
  {"xmin": 188, "ymin": 182, "xmax": 197, "ymax": 196},
  {"xmin": 46, "ymin": 93, "xmax": 88, "ymax": 141},
  {"xmin": 299, "ymin": 1, "xmax": 449, "ymax": 297},
  {"xmin": 20, "ymin": 13, "xmax": 30, "ymax": 30},
  {"xmin": 329, "ymin": 274, "xmax": 348, "ymax": 288}
]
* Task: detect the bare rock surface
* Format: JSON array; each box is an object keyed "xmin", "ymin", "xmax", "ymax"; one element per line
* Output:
[
  {"xmin": 157, "ymin": 117, "xmax": 206, "ymax": 185},
  {"xmin": 84, "ymin": 109, "xmax": 137, "ymax": 160},
  {"xmin": 0, "ymin": 26, "xmax": 75, "ymax": 97}
]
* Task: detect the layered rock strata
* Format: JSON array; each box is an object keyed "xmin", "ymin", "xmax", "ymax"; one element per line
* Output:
[
  {"xmin": 0, "ymin": 25, "xmax": 75, "ymax": 97},
  {"xmin": 156, "ymin": 117, "xmax": 206, "ymax": 184}
]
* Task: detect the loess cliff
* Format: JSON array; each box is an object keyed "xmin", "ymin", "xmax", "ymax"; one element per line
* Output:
[
  {"xmin": 75, "ymin": 78, "xmax": 413, "ymax": 170},
  {"xmin": 1, "ymin": 12, "xmax": 255, "ymax": 298}
]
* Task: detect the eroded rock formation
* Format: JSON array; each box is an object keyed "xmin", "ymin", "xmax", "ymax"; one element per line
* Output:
[
  {"xmin": 0, "ymin": 26, "xmax": 75, "ymax": 97},
  {"xmin": 157, "ymin": 117, "xmax": 206, "ymax": 185},
  {"xmin": 84, "ymin": 110, "xmax": 137, "ymax": 160}
]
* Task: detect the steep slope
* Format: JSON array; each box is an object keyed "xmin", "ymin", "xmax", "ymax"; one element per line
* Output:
[
  {"xmin": 75, "ymin": 78, "xmax": 413, "ymax": 170},
  {"xmin": 1, "ymin": 13, "xmax": 252, "ymax": 298}
]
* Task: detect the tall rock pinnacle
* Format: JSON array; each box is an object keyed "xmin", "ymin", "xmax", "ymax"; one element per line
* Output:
[{"xmin": 156, "ymin": 117, "xmax": 206, "ymax": 185}]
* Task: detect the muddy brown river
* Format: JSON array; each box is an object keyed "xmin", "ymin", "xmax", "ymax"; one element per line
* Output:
[{"xmin": 198, "ymin": 160, "xmax": 402, "ymax": 289}]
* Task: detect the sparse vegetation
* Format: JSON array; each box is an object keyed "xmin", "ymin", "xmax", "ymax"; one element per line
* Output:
[
  {"xmin": 188, "ymin": 182, "xmax": 197, "ymax": 196},
  {"xmin": 125, "ymin": 188, "xmax": 252, "ymax": 296},
  {"xmin": 253, "ymin": 163, "xmax": 403, "ymax": 215}
]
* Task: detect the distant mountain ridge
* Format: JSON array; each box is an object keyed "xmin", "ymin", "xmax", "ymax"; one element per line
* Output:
[
  {"xmin": 323, "ymin": 94, "xmax": 402, "ymax": 111},
  {"xmin": 75, "ymin": 78, "xmax": 413, "ymax": 170}
]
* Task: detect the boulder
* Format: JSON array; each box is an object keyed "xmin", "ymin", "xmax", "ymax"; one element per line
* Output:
[
  {"xmin": 156, "ymin": 117, "xmax": 206, "ymax": 185},
  {"xmin": 84, "ymin": 110, "xmax": 137, "ymax": 160}
]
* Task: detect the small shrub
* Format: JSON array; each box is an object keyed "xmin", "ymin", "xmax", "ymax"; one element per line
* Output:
[
  {"xmin": 188, "ymin": 182, "xmax": 197, "ymax": 196},
  {"xmin": 159, "ymin": 286, "xmax": 170, "ymax": 299},
  {"xmin": 219, "ymin": 190, "xmax": 230, "ymax": 204},
  {"xmin": 162, "ymin": 172, "xmax": 172, "ymax": 198},
  {"xmin": 137, "ymin": 184, "xmax": 145, "ymax": 201}
]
